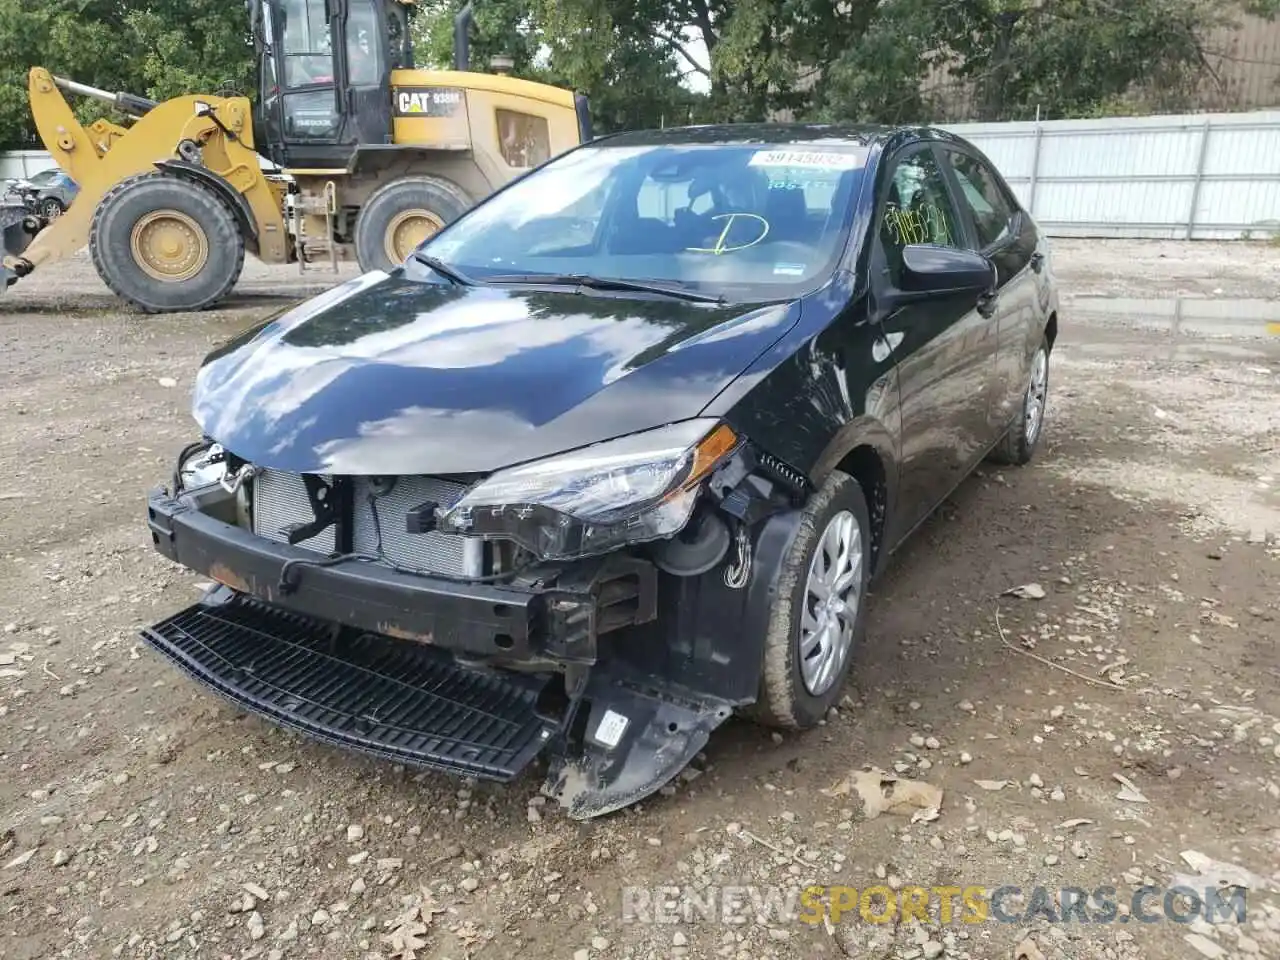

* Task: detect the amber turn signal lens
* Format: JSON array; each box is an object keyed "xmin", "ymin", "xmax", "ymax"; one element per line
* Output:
[{"xmin": 684, "ymin": 423, "xmax": 740, "ymax": 488}]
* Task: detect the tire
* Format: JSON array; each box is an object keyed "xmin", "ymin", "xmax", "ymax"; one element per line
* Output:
[
  {"xmin": 353, "ymin": 175, "xmax": 472, "ymax": 274},
  {"xmin": 40, "ymin": 197, "xmax": 64, "ymax": 220},
  {"xmin": 89, "ymin": 172, "xmax": 245, "ymax": 314},
  {"xmin": 989, "ymin": 335, "xmax": 1050, "ymax": 466},
  {"xmin": 745, "ymin": 470, "xmax": 872, "ymax": 730}
]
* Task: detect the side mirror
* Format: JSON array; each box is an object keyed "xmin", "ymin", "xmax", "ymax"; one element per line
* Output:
[{"xmin": 900, "ymin": 244, "xmax": 995, "ymax": 295}]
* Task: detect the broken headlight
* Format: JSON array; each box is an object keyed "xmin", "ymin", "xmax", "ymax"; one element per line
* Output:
[
  {"xmin": 178, "ymin": 443, "xmax": 228, "ymax": 490},
  {"xmin": 436, "ymin": 420, "xmax": 740, "ymax": 561}
]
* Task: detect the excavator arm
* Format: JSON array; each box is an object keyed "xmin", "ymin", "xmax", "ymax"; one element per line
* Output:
[{"xmin": 2, "ymin": 67, "xmax": 289, "ymax": 290}]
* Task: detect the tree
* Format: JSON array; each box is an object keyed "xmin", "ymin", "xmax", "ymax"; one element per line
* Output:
[
  {"xmin": 0, "ymin": 0, "xmax": 253, "ymax": 148},
  {"xmin": 412, "ymin": 0, "xmax": 701, "ymax": 132},
  {"xmin": 0, "ymin": 0, "xmax": 1274, "ymax": 149},
  {"xmin": 811, "ymin": 0, "xmax": 1280, "ymax": 123}
]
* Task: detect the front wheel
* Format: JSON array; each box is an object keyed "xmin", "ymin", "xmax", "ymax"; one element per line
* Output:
[
  {"xmin": 40, "ymin": 197, "xmax": 64, "ymax": 220},
  {"xmin": 745, "ymin": 470, "xmax": 872, "ymax": 730},
  {"xmin": 89, "ymin": 172, "xmax": 245, "ymax": 313}
]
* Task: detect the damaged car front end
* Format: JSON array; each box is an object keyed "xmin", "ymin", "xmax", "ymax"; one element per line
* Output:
[{"xmin": 146, "ymin": 403, "xmax": 805, "ymax": 817}]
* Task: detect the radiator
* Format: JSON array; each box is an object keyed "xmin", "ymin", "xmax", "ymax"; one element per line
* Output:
[{"xmin": 251, "ymin": 470, "xmax": 481, "ymax": 577}]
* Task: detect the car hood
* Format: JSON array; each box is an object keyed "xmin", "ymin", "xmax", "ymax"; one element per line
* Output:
[{"xmin": 193, "ymin": 270, "xmax": 802, "ymax": 475}]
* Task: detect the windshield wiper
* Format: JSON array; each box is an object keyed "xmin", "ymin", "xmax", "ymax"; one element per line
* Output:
[
  {"xmin": 483, "ymin": 272, "xmax": 725, "ymax": 304},
  {"xmin": 409, "ymin": 251, "xmax": 474, "ymax": 286}
]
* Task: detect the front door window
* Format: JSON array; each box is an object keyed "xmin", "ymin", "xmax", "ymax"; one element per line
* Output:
[
  {"xmin": 878, "ymin": 149, "xmax": 962, "ymax": 287},
  {"xmin": 346, "ymin": 0, "xmax": 384, "ymax": 86},
  {"xmin": 277, "ymin": 0, "xmax": 339, "ymax": 141},
  {"xmin": 281, "ymin": 0, "xmax": 334, "ymax": 87}
]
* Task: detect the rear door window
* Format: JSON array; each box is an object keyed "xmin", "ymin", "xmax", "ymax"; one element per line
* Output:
[{"xmin": 946, "ymin": 151, "xmax": 1017, "ymax": 250}]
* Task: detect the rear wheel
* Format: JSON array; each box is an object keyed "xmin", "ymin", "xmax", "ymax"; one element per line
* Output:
[
  {"xmin": 989, "ymin": 336, "xmax": 1050, "ymax": 466},
  {"xmin": 90, "ymin": 172, "xmax": 244, "ymax": 314},
  {"xmin": 745, "ymin": 470, "xmax": 872, "ymax": 730},
  {"xmin": 353, "ymin": 175, "xmax": 472, "ymax": 274}
]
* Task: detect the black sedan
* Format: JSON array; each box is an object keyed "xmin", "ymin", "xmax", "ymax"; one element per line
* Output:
[{"xmin": 142, "ymin": 122, "xmax": 1059, "ymax": 818}]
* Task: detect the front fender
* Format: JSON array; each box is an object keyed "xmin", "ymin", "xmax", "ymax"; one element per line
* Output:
[{"xmin": 810, "ymin": 412, "xmax": 900, "ymax": 494}]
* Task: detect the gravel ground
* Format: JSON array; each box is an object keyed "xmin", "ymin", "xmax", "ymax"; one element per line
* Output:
[{"xmin": 0, "ymin": 240, "xmax": 1278, "ymax": 960}]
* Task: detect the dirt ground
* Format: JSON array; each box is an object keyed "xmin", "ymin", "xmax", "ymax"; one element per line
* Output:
[{"xmin": 1, "ymin": 239, "xmax": 1278, "ymax": 960}]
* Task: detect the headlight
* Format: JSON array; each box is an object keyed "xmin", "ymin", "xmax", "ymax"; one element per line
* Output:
[{"xmin": 436, "ymin": 419, "xmax": 741, "ymax": 561}]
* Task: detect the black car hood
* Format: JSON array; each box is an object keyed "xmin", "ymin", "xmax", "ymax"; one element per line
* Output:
[{"xmin": 193, "ymin": 270, "xmax": 802, "ymax": 475}]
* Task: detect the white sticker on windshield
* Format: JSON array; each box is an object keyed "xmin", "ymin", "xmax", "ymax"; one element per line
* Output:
[
  {"xmin": 773, "ymin": 263, "xmax": 806, "ymax": 276},
  {"xmin": 749, "ymin": 149, "xmax": 863, "ymax": 170}
]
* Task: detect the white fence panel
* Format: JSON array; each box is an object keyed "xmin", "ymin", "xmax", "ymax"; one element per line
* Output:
[
  {"xmin": 940, "ymin": 110, "xmax": 1280, "ymax": 240},
  {"xmin": 0, "ymin": 149, "xmax": 60, "ymax": 179},
  {"xmin": 0, "ymin": 148, "xmax": 279, "ymax": 180}
]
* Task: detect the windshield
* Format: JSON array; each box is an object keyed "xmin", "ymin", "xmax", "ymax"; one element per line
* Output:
[
  {"xmin": 416, "ymin": 140, "xmax": 870, "ymax": 299},
  {"xmin": 28, "ymin": 169, "xmax": 61, "ymax": 186}
]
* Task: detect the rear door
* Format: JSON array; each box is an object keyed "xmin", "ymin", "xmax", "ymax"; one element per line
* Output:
[
  {"xmin": 939, "ymin": 146, "xmax": 1040, "ymax": 441},
  {"xmin": 869, "ymin": 142, "xmax": 1000, "ymax": 542}
]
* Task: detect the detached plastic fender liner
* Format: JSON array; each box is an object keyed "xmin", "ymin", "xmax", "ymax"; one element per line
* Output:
[
  {"xmin": 542, "ymin": 670, "xmax": 734, "ymax": 819},
  {"xmin": 153, "ymin": 159, "xmax": 260, "ymax": 254}
]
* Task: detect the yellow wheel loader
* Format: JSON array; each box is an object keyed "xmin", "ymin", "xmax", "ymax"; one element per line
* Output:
[{"xmin": 0, "ymin": 0, "xmax": 592, "ymax": 313}]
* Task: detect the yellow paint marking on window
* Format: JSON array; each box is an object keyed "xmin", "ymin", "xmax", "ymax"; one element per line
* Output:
[{"xmin": 883, "ymin": 203, "xmax": 953, "ymax": 248}]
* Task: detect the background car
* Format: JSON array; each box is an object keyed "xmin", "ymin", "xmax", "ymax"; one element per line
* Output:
[
  {"xmin": 141, "ymin": 121, "xmax": 1060, "ymax": 819},
  {"xmin": 3, "ymin": 166, "xmax": 79, "ymax": 219}
]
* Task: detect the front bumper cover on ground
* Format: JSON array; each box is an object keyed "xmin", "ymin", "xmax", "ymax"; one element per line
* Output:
[{"xmin": 141, "ymin": 485, "xmax": 735, "ymax": 817}]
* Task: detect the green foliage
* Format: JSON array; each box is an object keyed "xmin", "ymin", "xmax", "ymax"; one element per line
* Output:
[
  {"xmin": 0, "ymin": 0, "xmax": 1274, "ymax": 147},
  {"xmin": 0, "ymin": 0, "xmax": 254, "ymax": 148}
]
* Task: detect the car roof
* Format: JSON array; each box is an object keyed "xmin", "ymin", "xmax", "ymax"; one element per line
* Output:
[{"xmin": 589, "ymin": 122, "xmax": 954, "ymax": 149}]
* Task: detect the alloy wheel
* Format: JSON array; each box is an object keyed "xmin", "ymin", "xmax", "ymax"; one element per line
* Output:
[
  {"xmin": 799, "ymin": 509, "xmax": 863, "ymax": 697},
  {"xmin": 1024, "ymin": 347, "xmax": 1048, "ymax": 446}
]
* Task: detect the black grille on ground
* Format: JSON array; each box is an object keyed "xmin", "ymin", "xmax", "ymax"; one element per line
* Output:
[{"xmin": 141, "ymin": 594, "xmax": 557, "ymax": 780}]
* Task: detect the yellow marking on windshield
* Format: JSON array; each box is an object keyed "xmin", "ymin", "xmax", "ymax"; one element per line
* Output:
[{"xmin": 686, "ymin": 213, "xmax": 771, "ymax": 255}]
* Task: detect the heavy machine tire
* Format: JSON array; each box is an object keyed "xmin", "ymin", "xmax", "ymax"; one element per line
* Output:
[
  {"xmin": 89, "ymin": 172, "xmax": 245, "ymax": 314},
  {"xmin": 743, "ymin": 470, "xmax": 872, "ymax": 731},
  {"xmin": 353, "ymin": 175, "xmax": 473, "ymax": 274}
]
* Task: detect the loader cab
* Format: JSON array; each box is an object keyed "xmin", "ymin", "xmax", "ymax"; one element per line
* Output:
[{"xmin": 249, "ymin": 0, "xmax": 410, "ymax": 168}]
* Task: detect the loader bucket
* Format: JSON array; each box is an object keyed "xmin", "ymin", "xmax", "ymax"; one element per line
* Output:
[
  {"xmin": 1, "ymin": 200, "xmax": 36, "ymax": 292},
  {"xmin": 1, "ymin": 201, "xmax": 34, "ymax": 259}
]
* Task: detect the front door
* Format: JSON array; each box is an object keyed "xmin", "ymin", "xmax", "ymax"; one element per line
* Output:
[
  {"xmin": 273, "ymin": 0, "xmax": 344, "ymax": 165},
  {"xmin": 869, "ymin": 143, "xmax": 1000, "ymax": 542},
  {"xmin": 331, "ymin": 0, "xmax": 396, "ymax": 151},
  {"xmin": 258, "ymin": 0, "xmax": 394, "ymax": 168}
]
